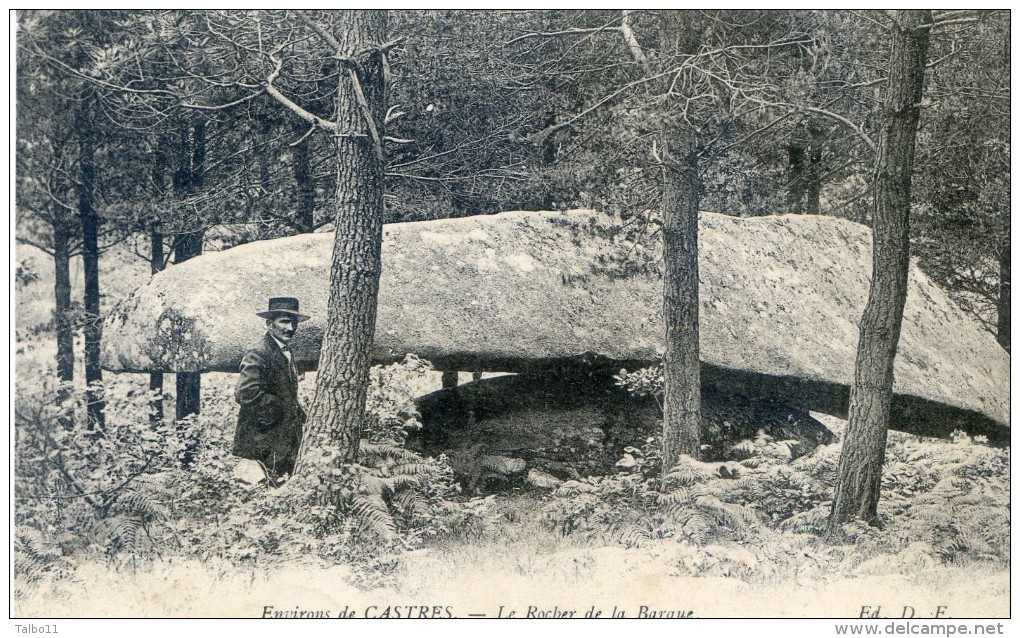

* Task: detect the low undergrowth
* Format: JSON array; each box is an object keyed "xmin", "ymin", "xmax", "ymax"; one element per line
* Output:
[
  {"xmin": 14, "ymin": 357, "xmax": 470, "ymax": 598},
  {"xmin": 537, "ymin": 424, "xmax": 1008, "ymax": 584},
  {"xmin": 14, "ymin": 355, "xmax": 1009, "ymax": 610}
]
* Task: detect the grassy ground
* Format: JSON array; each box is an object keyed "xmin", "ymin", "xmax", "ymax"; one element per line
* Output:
[{"xmin": 15, "ymin": 504, "xmax": 1009, "ymax": 618}]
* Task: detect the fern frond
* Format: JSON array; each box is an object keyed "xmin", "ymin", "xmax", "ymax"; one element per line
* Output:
[
  {"xmin": 358, "ymin": 474, "xmax": 393, "ymax": 498},
  {"xmin": 109, "ymin": 516, "xmax": 149, "ymax": 553},
  {"xmin": 692, "ymin": 494, "xmax": 758, "ymax": 531},
  {"xmin": 387, "ymin": 474, "xmax": 421, "ymax": 491},
  {"xmin": 15, "ymin": 528, "xmax": 56, "ymax": 562},
  {"xmin": 110, "ymin": 488, "xmax": 168, "ymax": 521},
  {"xmin": 391, "ymin": 461, "xmax": 439, "ymax": 477},
  {"xmin": 14, "ymin": 528, "xmax": 63, "ymax": 584},
  {"xmin": 359, "ymin": 442, "xmax": 420, "ymax": 465},
  {"xmin": 656, "ymin": 487, "xmax": 691, "ymax": 506},
  {"xmin": 391, "ymin": 489, "xmax": 430, "ymax": 522},
  {"xmin": 555, "ymin": 481, "xmax": 596, "ymax": 497},
  {"xmin": 778, "ymin": 507, "xmax": 829, "ymax": 533},
  {"xmin": 616, "ymin": 525, "xmax": 651, "ymax": 547},
  {"xmin": 664, "ymin": 456, "xmax": 713, "ymax": 487},
  {"xmin": 680, "ymin": 512, "xmax": 710, "ymax": 544},
  {"xmin": 350, "ymin": 494, "xmax": 396, "ymax": 539},
  {"xmin": 592, "ymin": 519, "xmax": 650, "ymax": 547}
]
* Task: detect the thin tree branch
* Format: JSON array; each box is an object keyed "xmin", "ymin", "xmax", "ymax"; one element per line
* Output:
[
  {"xmin": 507, "ymin": 25, "xmax": 621, "ymax": 46},
  {"xmin": 264, "ymin": 52, "xmax": 338, "ymax": 132},
  {"xmin": 738, "ymin": 93, "xmax": 877, "ymax": 153},
  {"xmin": 620, "ymin": 10, "xmax": 649, "ymax": 71},
  {"xmin": 526, "ymin": 68, "xmax": 673, "ymax": 145},
  {"xmin": 296, "ymin": 10, "xmax": 342, "ymax": 51},
  {"xmin": 15, "ymin": 236, "xmax": 58, "ymax": 257},
  {"xmin": 289, "ymin": 125, "xmax": 317, "ymax": 148},
  {"xmin": 346, "ymin": 66, "xmax": 385, "ymax": 162},
  {"xmin": 180, "ymin": 90, "xmax": 266, "ymax": 112},
  {"xmin": 931, "ymin": 16, "xmax": 979, "ymax": 29}
]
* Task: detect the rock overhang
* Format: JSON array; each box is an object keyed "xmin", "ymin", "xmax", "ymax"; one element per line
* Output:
[{"xmin": 101, "ymin": 209, "xmax": 1010, "ymax": 441}]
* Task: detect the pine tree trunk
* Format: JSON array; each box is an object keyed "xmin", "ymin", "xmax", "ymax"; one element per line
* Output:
[
  {"xmin": 660, "ymin": 124, "xmax": 702, "ymax": 473},
  {"xmin": 53, "ymin": 218, "xmax": 74, "ymax": 384},
  {"xmin": 656, "ymin": 11, "xmax": 703, "ymax": 476},
  {"xmin": 53, "ymin": 216, "xmax": 74, "ymax": 429},
  {"xmin": 149, "ymin": 134, "xmax": 169, "ymax": 427},
  {"xmin": 786, "ymin": 142, "xmax": 806, "ymax": 213},
  {"xmin": 174, "ymin": 371, "xmax": 201, "ymax": 422},
  {"xmin": 996, "ymin": 216, "xmax": 1010, "ymax": 351},
  {"xmin": 149, "ymin": 225, "xmax": 165, "ymax": 426},
  {"xmin": 76, "ymin": 93, "xmax": 104, "ymax": 431},
  {"xmin": 172, "ymin": 231, "xmax": 203, "ymax": 420},
  {"xmin": 828, "ymin": 10, "xmax": 931, "ymax": 532},
  {"xmin": 298, "ymin": 10, "xmax": 388, "ymax": 470},
  {"xmin": 805, "ymin": 127, "xmax": 823, "ymax": 214},
  {"xmin": 173, "ymin": 210, "xmax": 202, "ymax": 465},
  {"xmin": 174, "ymin": 120, "xmax": 205, "ymax": 422}
]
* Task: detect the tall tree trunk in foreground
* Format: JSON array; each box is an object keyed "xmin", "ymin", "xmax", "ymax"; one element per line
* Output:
[
  {"xmin": 658, "ymin": 10, "xmax": 703, "ymax": 475},
  {"xmin": 76, "ymin": 92, "xmax": 104, "ymax": 431},
  {"xmin": 828, "ymin": 10, "xmax": 931, "ymax": 532},
  {"xmin": 298, "ymin": 10, "xmax": 388, "ymax": 470},
  {"xmin": 660, "ymin": 123, "xmax": 702, "ymax": 473}
]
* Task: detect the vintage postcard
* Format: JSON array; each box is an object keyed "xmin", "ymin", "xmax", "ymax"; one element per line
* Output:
[{"xmin": 10, "ymin": 9, "xmax": 1011, "ymax": 633}]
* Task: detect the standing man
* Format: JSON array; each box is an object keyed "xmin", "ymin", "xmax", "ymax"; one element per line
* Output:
[{"xmin": 233, "ymin": 297, "xmax": 310, "ymax": 486}]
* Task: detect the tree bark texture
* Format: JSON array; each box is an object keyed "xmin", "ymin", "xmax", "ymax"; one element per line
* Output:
[
  {"xmin": 53, "ymin": 218, "xmax": 74, "ymax": 384},
  {"xmin": 173, "ymin": 120, "xmax": 206, "ymax": 421},
  {"xmin": 656, "ymin": 11, "xmax": 703, "ymax": 476},
  {"xmin": 298, "ymin": 10, "xmax": 388, "ymax": 470},
  {"xmin": 149, "ymin": 134, "xmax": 169, "ymax": 426},
  {"xmin": 828, "ymin": 10, "xmax": 931, "ymax": 532},
  {"xmin": 660, "ymin": 125, "xmax": 702, "ymax": 473},
  {"xmin": 996, "ymin": 212, "xmax": 1010, "ymax": 351},
  {"xmin": 995, "ymin": 37, "xmax": 1010, "ymax": 352},
  {"xmin": 786, "ymin": 141, "xmax": 806, "ymax": 213},
  {"xmin": 76, "ymin": 92, "xmax": 104, "ymax": 431},
  {"xmin": 53, "ymin": 216, "xmax": 75, "ymax": 429},
  {"xmin": 150, "ymin": 225, "xmax": 165, "ymax": 426},
  {"xmin": 805, "ymin": 126, "xmax": 824, "ymax": 214}
]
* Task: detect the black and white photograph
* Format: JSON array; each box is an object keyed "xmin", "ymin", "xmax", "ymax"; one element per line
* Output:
[{"xmin": 10, "ymin": 9, "xmax": 1012, "ymax": 630}]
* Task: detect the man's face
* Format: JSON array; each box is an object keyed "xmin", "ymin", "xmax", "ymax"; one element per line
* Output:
[{"xmin": 268, "ymin": 315, "xmax": 298, "ymax": 344}]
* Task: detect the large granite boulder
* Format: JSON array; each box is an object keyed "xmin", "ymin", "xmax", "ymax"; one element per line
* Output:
[{"xmin": 101, "ymin": 210, "xmax": 1009, "ymax": 441}]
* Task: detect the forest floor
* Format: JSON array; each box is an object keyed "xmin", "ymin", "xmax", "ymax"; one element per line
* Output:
[{"xmin": 14, "ymin": 511, "xmax": 1010, "ymax": 618}]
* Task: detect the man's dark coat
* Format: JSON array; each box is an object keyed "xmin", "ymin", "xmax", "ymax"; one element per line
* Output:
[{"xmin": 233, "ymin": 333, "xmax": 306, "ymax": 478}]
